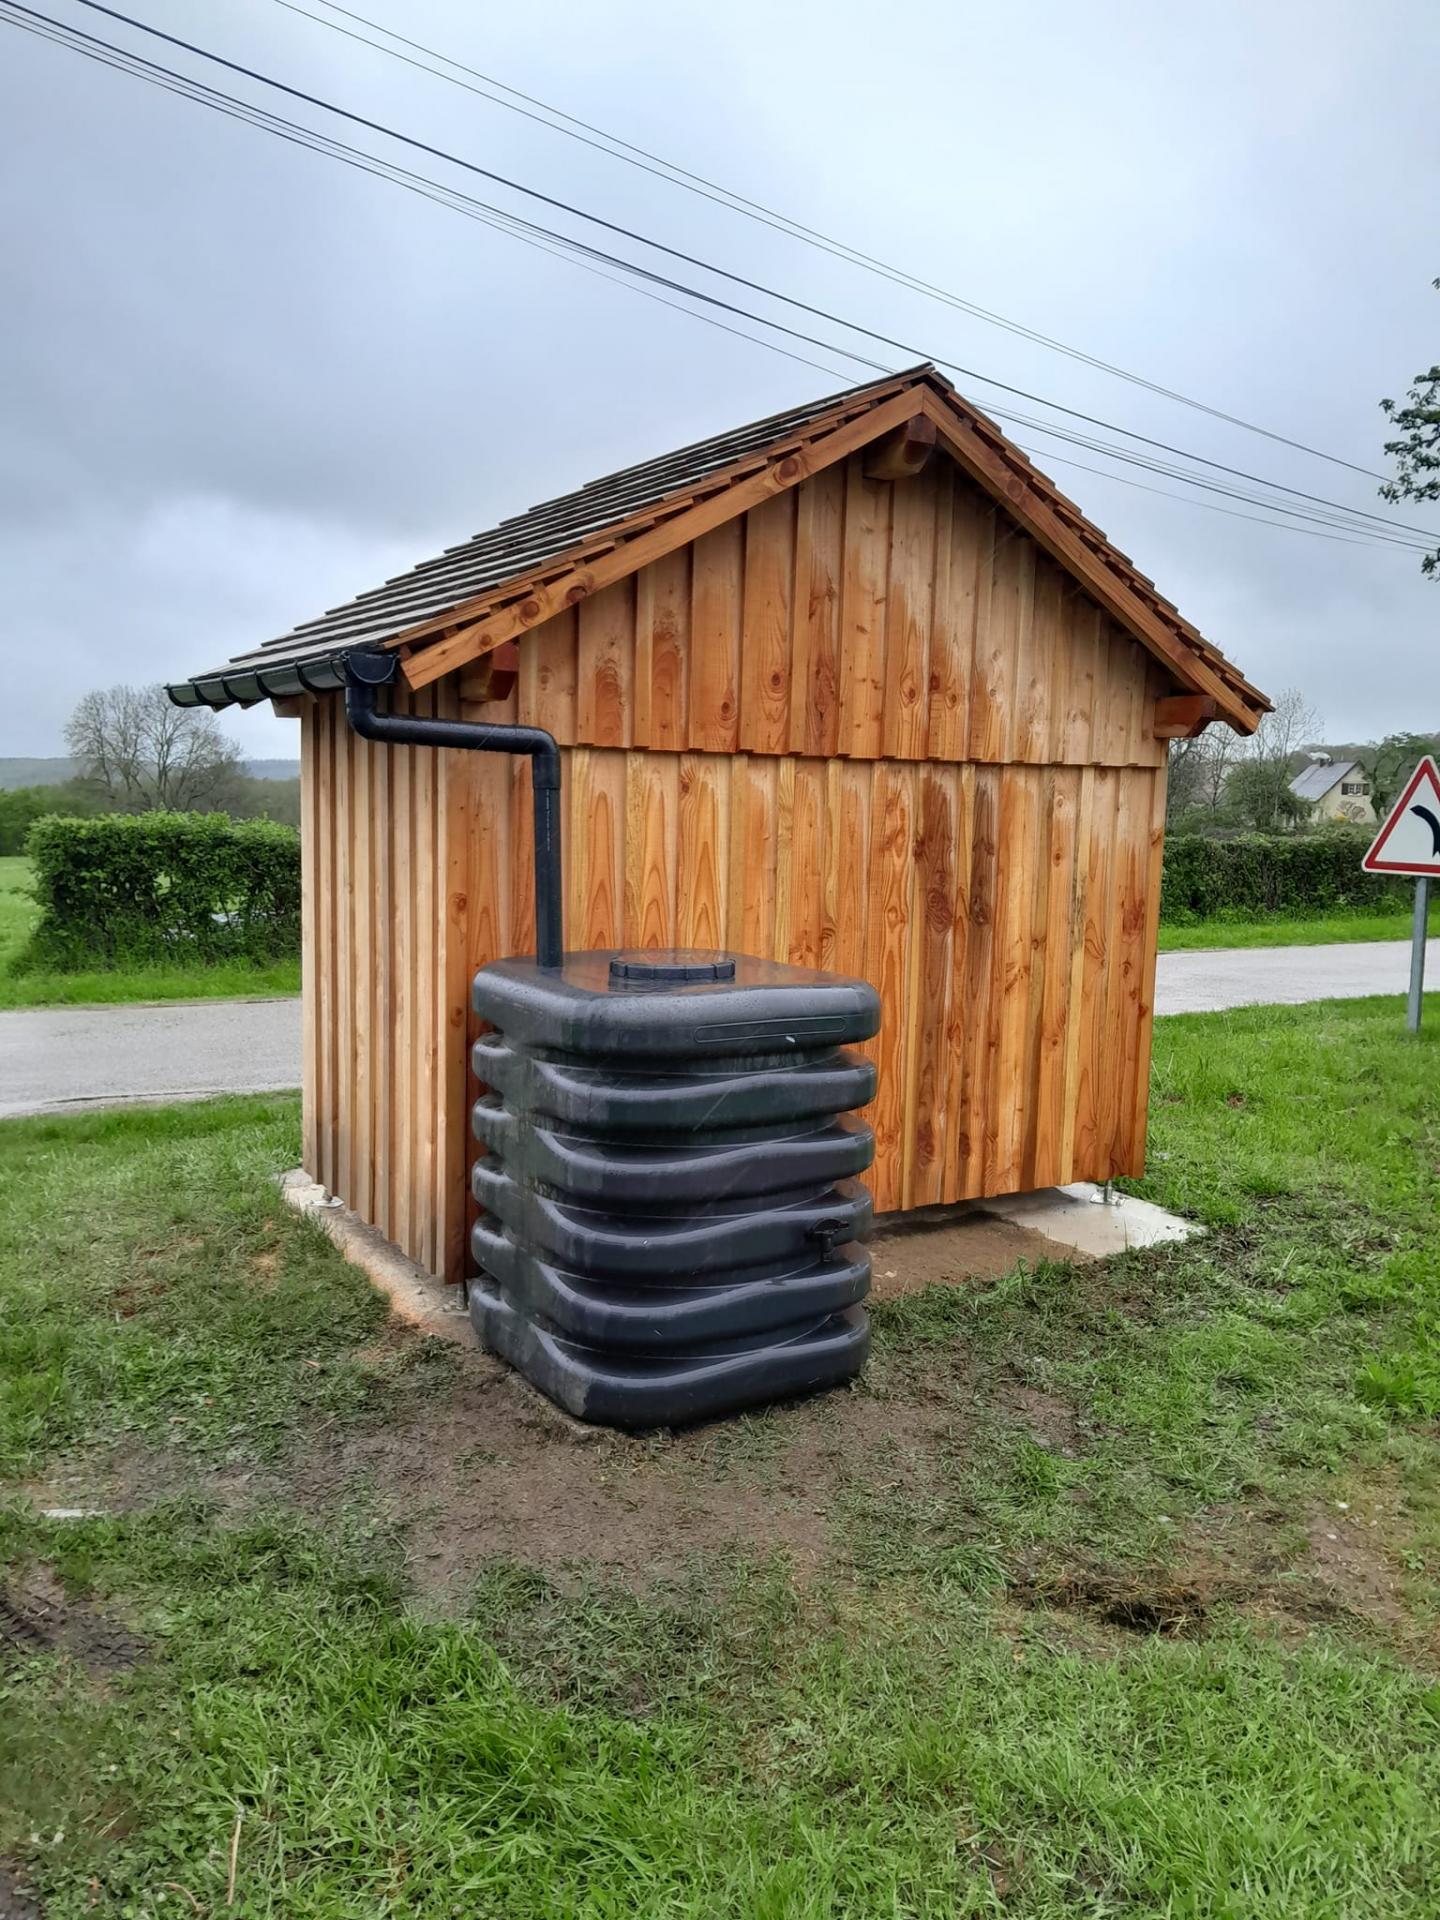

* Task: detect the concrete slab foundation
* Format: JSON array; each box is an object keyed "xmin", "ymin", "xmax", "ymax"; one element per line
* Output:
[
  {"xmin": 282, "ymin": 1168, "xmax": 1200, "ymax": 1346},
  {"xmin": 982, "ymin": 1182, "xmax": 1202, "ymax": 1257},
  {"xmin": 280, "ymin": 1169, "xmax": 471, "ymax": 1345}
]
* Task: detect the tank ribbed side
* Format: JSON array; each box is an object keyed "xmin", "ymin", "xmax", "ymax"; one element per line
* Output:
[{"xmin": 467, "ymin": 951, "xmax": 879, "ymax": 1428}]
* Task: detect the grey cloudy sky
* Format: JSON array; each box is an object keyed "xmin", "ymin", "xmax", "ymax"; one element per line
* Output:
[{"xmin": 3, "ymin": 0, "xmax": 1437, "ymax": 759}]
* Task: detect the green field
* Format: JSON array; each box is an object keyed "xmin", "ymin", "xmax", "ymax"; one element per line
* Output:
[
  {"xmin": 1158, "ymin": 906, "xmax": 1435, "ymax": 951},
  {"xmin": 2, "ymin": 996, "xmax": 1438, "ymax": 1915},
  {"xmin": 0, "ymin": 855, "xmax": 300, "ymax": 1009}
]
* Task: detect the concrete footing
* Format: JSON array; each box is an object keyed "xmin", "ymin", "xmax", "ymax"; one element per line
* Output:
[
  {"xmin": 281, "ymin": 1167, "xmax": 1201, "ymax": 1354},
  {"xmin": 981, "ymin": 1181, "xmax": 1202, "ymax": 1258},
  {"xmin": 280, "ymin": 1169, "xmax": 472, "ymax": 1344}
]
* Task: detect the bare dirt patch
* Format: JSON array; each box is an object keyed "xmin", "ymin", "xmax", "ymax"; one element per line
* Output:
[
  {"xmin": 15, "ymin": 1323, "xmax": 970, "ymax": 1609},
  {"xmin": 251, "ymin": 1247, "xmax": 282, "ymax": 1286},
  {"xmin": 0, "ymin": 1862, "xmax": 43, "ymax": 1920},
  {"xmin": 0, "ymin": 1563, "xmax": 145, "ymax": 1677},
  {"xmin": 999, "ymin": 1382, "xmax": 1081, "ymax": 1454},
  {"xmin": 1304, "ymin": 1508, "xmax": 1412, "ymax": 1633},
  {"xmin": 282, "ymin": 1344, "xmax": 969, "ymax": 1606},
  {"xmin": 1175, "ymin": 1484, "xmax": 1439, "ymax": 1656},
  {"xmin": 867, "ymin": 1208, "xmax": 1077, "ymax": 1300},
  {"xmin": 1012, "ymin": 1568, "xmax": 1223, "ymax": 1639},
  {"xmin": 17, "ymin": 1444, "xmax": 265, "ymax": 1522}
]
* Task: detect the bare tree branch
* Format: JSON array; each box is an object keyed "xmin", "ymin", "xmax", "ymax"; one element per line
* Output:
[{"xmin": 66, "ymin": 686, "xmax": 243, "ymax": 813}]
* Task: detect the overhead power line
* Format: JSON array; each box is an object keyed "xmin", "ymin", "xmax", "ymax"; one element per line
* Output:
[
  {"xmin": 7, "ymin": 0, "xmax": 1432, "ymax": 559},
  {"xmin": 981, "ymin": 408, "xmax": 1437, "ymax": 549},
  {"xmin": 43, "ymin": 0, "xmax": 1440, "ymax": 546},
  {"xmin": 3, "ymin": 3, "xmax": 896, "ymax": 369},
  {"xmin": 1, "ymin": 4, "xmax": 868, "ymax": 388},
  {"xmin": 270, "ymin": 0, "xmax": 1389, "ymax": 489},
  {"xmin": 1018, "ymin": 448, "xmax": 1417, "ymax": 549},
  {"xmin": 6, "ymin": 2, "xmax": 1435, "ymax": 559}
]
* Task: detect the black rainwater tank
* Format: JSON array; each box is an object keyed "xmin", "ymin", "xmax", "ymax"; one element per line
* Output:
[{"xmin": 468, "ymin": 948, "xmax": 881, "ymax": 1428}]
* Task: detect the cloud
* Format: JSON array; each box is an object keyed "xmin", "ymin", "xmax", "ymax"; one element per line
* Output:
[{"xmin": 3, "ymin": 0, "xmax": 1435, "ymax": 758}]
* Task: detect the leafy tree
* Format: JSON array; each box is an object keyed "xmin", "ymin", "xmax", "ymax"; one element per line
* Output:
[
  {"xmin": 1223, "ymin": 687, "xmax": 1320, "ymax": 832},
  {"xmin": 0, "ymin": 782, "xmax": 93, "ymax": 856},
  {"xmin": 66, "ymin": 685, "xmax": 244, "ymax": 814},
  {"xmin": 1380, "ymin": 279, "xmax": 1440, "ymax": 577},
  {"xmin": 1359, "ymin": 731, "xmax": 1440, "ymax": 815},
  {"xmin": 1227, "ymin": 759, "xmax": 1311, "ymax": 831},
  {"xmin": 227, "ymin": 774, "xmax": 301, "ymax": 828}
]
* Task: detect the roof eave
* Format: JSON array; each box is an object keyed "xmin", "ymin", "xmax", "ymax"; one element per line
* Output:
[{"xmin": 167, "ymin": 654, "xmax": 351, "ymax": 711}]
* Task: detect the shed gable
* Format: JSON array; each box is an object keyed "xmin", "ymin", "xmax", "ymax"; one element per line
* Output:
[
  {"xmin": 170, "ymin": 366, "xmax": 1269, "ymax": 734},
  {"xmin": 460, "ymin": 448, "xmax": 1170, "ymax": 772}
]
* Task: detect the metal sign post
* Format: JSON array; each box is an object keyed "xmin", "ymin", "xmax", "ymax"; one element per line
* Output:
[
  {"xmin": 1361, "ymin": 754, "xmax": 1440, "ymax": 1035},
  {"xmin": 1408, "ymin": 877, "xmax": 1432, "ymax": 1034}
]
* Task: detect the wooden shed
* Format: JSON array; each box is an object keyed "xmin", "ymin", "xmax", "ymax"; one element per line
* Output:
[{"xmin": 171, "ymin": 365, "xmax": 1269, "ymax": 1285}]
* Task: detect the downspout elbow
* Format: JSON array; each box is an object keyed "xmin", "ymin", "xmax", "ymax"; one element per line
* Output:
[{"xmin": 339, "ymin": 646, "xmax": 565, "ymax": 970}]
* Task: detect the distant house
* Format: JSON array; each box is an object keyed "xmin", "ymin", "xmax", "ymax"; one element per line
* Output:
[{"xmin": 1290, "ymin": 757, "xmax": 1375, "ymax": 825}]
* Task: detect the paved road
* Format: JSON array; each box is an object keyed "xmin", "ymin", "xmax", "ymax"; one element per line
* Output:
[
  {"xmin": 1, "ymin": 937, "xmax": 1435, "ymax": 1118},
  {"xmin": 1152, "ymin": 936, "xmax": 1438, "ymax": 1016},
  {"xmin": 0, "ymin": 997, "xmax": 303, "ymax": 1120}
]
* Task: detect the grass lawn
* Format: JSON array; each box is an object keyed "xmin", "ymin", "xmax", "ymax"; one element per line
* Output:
[
  {"xmin": 2, "ymin": 1000, "xmax": 1439, "ymax": 1915},
  {"xmin": 1158, "ymin": 903, "xmax": 1438, "ymax": 951},
  {"xmin": 0, "ymin": 855, "xmax": 300, "ymax": 1009}
]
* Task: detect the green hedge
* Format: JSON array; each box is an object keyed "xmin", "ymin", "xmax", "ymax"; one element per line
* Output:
[
  {"xmin": 22, "ymin": 812, "xmax": 301, "ymax": 971},
  {"xmin": 10, "ymin": 812, "xmax": 1415, "ymax": 974},
  {"xmin": 0, "ymin": 785, "xmax": 89, "ymax": 857},
  {"xmin": 1160, "ymin": 829, "xmax": 1411, "ymax": 922}
]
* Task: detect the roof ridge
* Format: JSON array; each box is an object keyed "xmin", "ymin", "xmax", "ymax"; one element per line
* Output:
[{"xmin": 507, "ymin": 365, "xmax": 933, "ymax": 523}]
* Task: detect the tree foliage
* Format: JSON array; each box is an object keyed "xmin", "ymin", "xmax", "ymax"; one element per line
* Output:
[
  {"xmin": 1168, "ymin": 687, "xmax": 1321, "ymax": 832},
  {"xmin": 66, "ymin": 685, "xmax": 244, "ymax": 814},
  {"xmin": 1226, "ymin": 759, "xmax": 1311, "ymax": 831},
  {"xmin": 1246, "ymin": 687, "xmax": 1321, "ymax": 819},
  {"xmin": 0, "ymin": 783, "xmax": 92, "ymax": 857},
  {"xmin": 1359, "ymin": 732, "xmax": 1440, "ymax": 816},
  {"xmin": 227, "ymin": 774, "xmax": 301, "ymax": 829},
  {"xmin": 1380, "ymin": 278, "xmax": 1440, "ymax": 578},
  {"xmin": 1165, "ymin": 727, "xmax": 1236, "ymax": 823}
]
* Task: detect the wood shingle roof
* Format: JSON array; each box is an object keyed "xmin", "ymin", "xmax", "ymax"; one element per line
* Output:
[{"xmin": 170, "ymin": 366, "xmax": 1270, "ymax": 732}]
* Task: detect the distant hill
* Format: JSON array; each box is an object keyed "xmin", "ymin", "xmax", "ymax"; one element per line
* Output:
[
  {"xmin": 0, "ymin": 758, "xmax": 76, "ymax": 789},
  {"xmin": 0, "ymin": 757, "xmax": 299, "ymax": 790}
]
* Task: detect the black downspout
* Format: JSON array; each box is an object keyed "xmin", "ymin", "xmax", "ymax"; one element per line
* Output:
[{"xmin": 342, "ymin": 645, "xmax": 564, "ymax": 971}]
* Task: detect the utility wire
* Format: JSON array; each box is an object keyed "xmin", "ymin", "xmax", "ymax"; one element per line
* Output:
[
  {"xmin": 1017, "ymin": 447, "xmax": 1414, "ymax": 548},
  {"xmin": 6, "ymin": 3, "xmax": 1433, "ymax": 557},
  {"xmin": 984, "ymin": 407, "xmax": 1437, "ymax": 548},
  {"xmin": 0, "ymin": 10, "xmax": 864, "ymax": 389},
  {"xmin": 2, "ymin": 2, "xmax": 897, "ymax": 378},
  {"xmin": 272, "ymin": 0, "xmax": 1389, "ymax": 488},
  {"xmin": 7, "ymin": 1, "xmax": 1431, "ymax": 558},
  {"xmin": 46, "ymin": 0, "xmax": 1440, "ymax": 544}
]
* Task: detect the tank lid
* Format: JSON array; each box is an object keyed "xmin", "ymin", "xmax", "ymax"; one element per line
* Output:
[{"xmin": 608, "ymin": 949, "xmax": 738, "ymax": 985}]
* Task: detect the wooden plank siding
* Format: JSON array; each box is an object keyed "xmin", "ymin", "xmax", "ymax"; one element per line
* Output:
[
  {"xmin": 299, "ymin": 446, "xmax": 1175, "ymax": 1280},
  {"xmin": 300, "ymin": 688, "xmax": 480, "ymax": 1281},
  {"xmin": 468, "ymin": 449, "xmax": 1168, "ymax": 769},
  {"xmin": 439, "ymin": 747, "xmax": 1166, "ymax": 1223}
]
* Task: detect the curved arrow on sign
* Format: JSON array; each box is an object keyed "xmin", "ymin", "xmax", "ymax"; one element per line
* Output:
[{"xmin": 1412, "ymin": 804, "xmax": 1440, "ymax": 859}]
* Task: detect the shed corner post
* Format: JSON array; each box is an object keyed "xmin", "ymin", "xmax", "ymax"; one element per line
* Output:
[{"xmin": 299, "ymin": 697, "xmax": 319, "ymax": 1179}]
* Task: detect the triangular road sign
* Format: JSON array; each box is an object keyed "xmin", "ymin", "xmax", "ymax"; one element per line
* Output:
[{"xmin": 1362, "ymin": 755, "xmax": 1440, "ymax": 877}]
